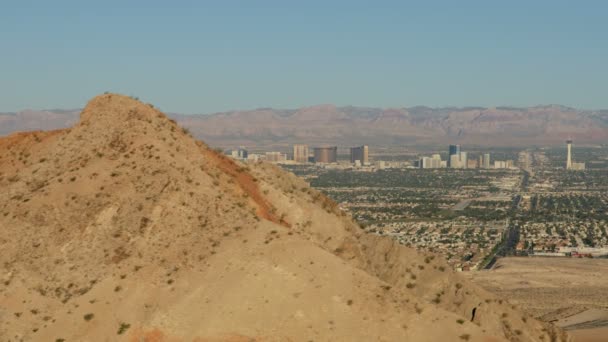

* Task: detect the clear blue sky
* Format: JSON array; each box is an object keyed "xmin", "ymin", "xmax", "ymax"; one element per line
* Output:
[{"xmin": 1, "ymin": 0, "xmax": 607, "ymax": 113}]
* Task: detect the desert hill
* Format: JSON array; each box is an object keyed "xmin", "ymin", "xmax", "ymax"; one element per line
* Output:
[
  {"xmin": 0, "ymin": 94, "xmax": 568, "ymax": 341},
  {"xmin": 3, "ymin": 104, "xmax": 608, "ymax": 148}
]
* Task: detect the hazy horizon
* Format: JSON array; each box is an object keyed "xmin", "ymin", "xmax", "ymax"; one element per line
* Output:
[{"xmin": 3, "ymin": 100, "xmax": 606, "ymax": 116}]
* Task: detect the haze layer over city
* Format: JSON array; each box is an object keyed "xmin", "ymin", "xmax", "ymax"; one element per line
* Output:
[{"xmin": 1, "ymin": 1, "xmax": 607, "ymax": 342}]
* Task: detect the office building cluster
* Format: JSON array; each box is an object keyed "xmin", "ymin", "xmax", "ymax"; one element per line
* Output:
[
  {"xmin": 420, "ymin": 154, "xmax": 445, "ymax": 169},
  {"xmin": 230, "ymin": 147, "xmax": 248, "ymax": 160},
  {"xmin": 226, "ymin": 144, "xmax": 370, "ymax": 166},
  {"xmin": 447, "ymin": 145, "xmax": 468, "ymax": 169},
  {"xmin": 418, "ymin": 145, "xmax": 515, "ymax": 169}
]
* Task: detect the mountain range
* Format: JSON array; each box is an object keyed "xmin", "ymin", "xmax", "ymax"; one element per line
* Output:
[{"xmin": 2, "ymin": 104, "xmax": 607, "ymax": 149}]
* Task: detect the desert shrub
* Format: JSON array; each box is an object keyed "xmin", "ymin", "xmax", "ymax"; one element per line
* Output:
[{"xmin": 117, "ymin": 322, "xmax": 131, "ymax": 335}]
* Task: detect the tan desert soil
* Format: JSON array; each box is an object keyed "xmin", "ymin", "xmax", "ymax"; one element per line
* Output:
[
  {"xmin": 467, "ymin": 257, "xmax": 608, "ymax": 320},
  {"xmin": 0, "ymin": 94, "xmax": 569, "ymax": 342}
]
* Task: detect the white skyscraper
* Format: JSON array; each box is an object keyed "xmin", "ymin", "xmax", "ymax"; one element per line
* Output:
[
  {"xmin": 460, "ymin": 152, "xmax": 468, "ymax": 169},
  {"xmin": 566, "ymin": 140, "xmax": 573, "ymax": 170},
  {"xmin": 483, "ymin": 153, "xmax": 491, "ymax": 169},
  {"xmin": 450, "ymin": 154, "xmax": 461, "ymax": 169}
]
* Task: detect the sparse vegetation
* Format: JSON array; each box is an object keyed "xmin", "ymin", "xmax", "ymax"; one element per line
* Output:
[{"xmin": 117, "ymin": 322, "xmax": 131, "ymax": 335}]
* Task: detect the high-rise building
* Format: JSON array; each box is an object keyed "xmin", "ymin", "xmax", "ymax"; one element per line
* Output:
[
  {"xmin": 565, "ymin": 139, "xmax": 586, "ymax": 170},
  {"xmin": 460, "ymin": 151, "xmax": 468, "ymax": 169},
  {"xmin": 448, "ymin": 144, "xmax": 461, "ymax": 167},
  {"xmin": 293, "ymin": 144, "xmax": 309, "ymax": 163},
  {"xmin": 450, "ymin": 154, "xmax": 461, "ymax": 169},
  {"xmin": 314, "ymin": 146, "xmax": 338, "ymax": 163},
  {"xmin": 566, "ymin": 140, "xmax": 573, "ymax": 170},
  {"xmin": 350, "ymin": 145, "xmax": 369, "ymax": 165},
  {"xmin": 265, "ymin": 152, "xmax": 286, "ymax": 163},
  {"xmin": 237, "ymin": 147, "xmax": 248, "ymax": 160},
  {"xmin": 483, "ymin": 153, "xmax": 491, "ymax": 169},
  {"xmin": 420, "ymin": 157, "xmax": 430, "ymax": 169}
]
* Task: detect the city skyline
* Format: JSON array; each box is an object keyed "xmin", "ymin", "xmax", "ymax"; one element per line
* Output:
[
  {"xmin": 228, "ymin": 142, "xmax": 581, "ymax": 172},
  {"xmin": 2, "ymin": 2, "xmax": 607, "ymax": 341}
]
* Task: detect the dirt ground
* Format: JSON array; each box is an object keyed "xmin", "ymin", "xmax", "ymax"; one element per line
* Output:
[
  {"xmin": 468, "ymin": 257, "xmax": 608, "ymax": 318},
  {"xmin": 468, "ymin": 257, "xmax": 608, "ymax": 341}
]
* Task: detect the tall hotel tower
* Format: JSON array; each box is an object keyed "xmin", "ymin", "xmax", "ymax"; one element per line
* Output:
[
  {"xmin": 448, "ymin": 144, "xmax": 460, "ymax": 167},
  {"xmin": 566, "ymin": 139, "xmax": 573, "ymax": 170}
]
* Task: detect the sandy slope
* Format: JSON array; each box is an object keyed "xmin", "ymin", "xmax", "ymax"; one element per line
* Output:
[{"xmin": 0, "ymin": 94, "xmax": 568, "ymax": 341}]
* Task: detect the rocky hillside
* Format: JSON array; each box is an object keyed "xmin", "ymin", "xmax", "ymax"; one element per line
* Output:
[
  {"xmin": 3, "ymin": 104, "xmax": 608, "ymax": 148},
  {"xmin": 0, "ymin": 94, "xmax": 569, "ymax": 341}
]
